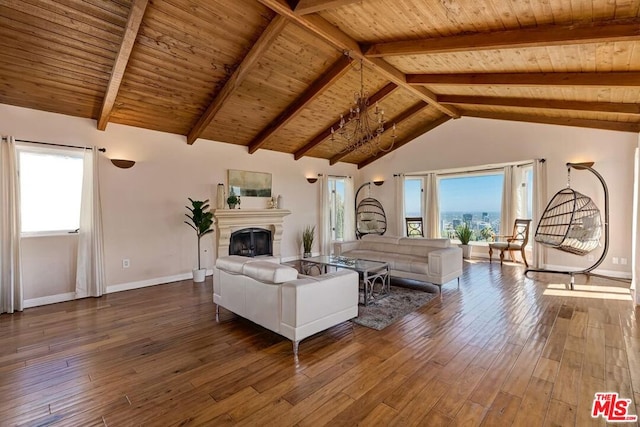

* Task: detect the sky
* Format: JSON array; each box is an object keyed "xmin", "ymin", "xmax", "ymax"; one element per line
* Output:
[{"xmin": 405, "ymin": 174, "xmax": 504, "ymax": 216}]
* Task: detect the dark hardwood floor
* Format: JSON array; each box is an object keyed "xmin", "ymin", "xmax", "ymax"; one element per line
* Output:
[{"xmin": 1, "ymin": 260, "xmax": 638, "ymax": 426}]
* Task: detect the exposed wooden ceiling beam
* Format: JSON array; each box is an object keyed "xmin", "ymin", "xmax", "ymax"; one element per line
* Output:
[
  {"xmin": 255, "ymin": 0, "xmax": 459, "ymax": 118},
  {"xmin": 256, "ymin": 0, "xmax": 361, "ymax": 52},
  {"xmin": 461, "ymin": 110, "xmax": 640, "ymax": 133},
  {"xmin": 407, "ymin": 72, "xmax": 640, "ymax": 87},
  {"xmin": 358, "ymin": 115, "xmax": 451, "ymax": 169},
  {"xmin": 330, "ymin": 101, "xmax": 428, "ymax": 165},
  {"xmin": 294, "ymin": 0, "xmax": 362, "ymax": 15},
  {"xmin": 97, "ymin": 0, "xmax": 148, "ymax": 131},
  {"xmin": 365, "ymin": 58, "xmax": 458, "ymax": 118},
  {"xmin": 187, "ymin": 16, "xmax": 288, "ymax": 145},
  {"xmin": 247, "ymin": 54, "xmax": 352, "ymax": 154},
  {"xmin": 365, "ymin": 18, "xmax": 640, "ymax": 57},
  {"xmin": 438, "ymin": 95, "xmax": 640, "ymax": 115},
  {"xmin": 293, "ymin": 82, "xmax": 398, "ymax": 160}
]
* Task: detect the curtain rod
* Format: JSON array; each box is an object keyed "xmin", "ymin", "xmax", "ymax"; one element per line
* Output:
[
  {"xmin": 318, "ymin": 173, "xmax": 351, "ymax": 178},
  {"xmin": 2, "ymin": 137, "xmax": 106, "ymax": 152},
  {"xmin": 397, "ymin": 158, "xmax": 545, "ymax": 178},
  {"xmin": 434, "ymin": 165, "xmax": 523, "ymax": 178}
]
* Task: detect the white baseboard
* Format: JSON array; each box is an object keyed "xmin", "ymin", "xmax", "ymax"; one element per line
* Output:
[
  {"xmin": 23, "ymin": 271, "xmax": 214, "ymax": 309},
  {"xmin": 24, "ymin": 292, "xmax": 76, "ymax": 308},
  {"xmin": 107, "ymin": 270, "xmax": 213, "ymax": 294}
]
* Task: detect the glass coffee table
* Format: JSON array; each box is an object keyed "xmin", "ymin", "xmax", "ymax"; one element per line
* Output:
[{"xmin": 301, "ymin": 255, "xmax": 390, "ymax": 306}]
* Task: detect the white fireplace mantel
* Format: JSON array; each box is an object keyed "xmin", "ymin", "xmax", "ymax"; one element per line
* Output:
[{"xmin": 213, "ymin": 208, "xmax": 291, "ymax": 258}]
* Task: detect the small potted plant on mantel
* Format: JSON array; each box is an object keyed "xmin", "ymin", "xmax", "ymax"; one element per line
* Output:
[
  {"xmin": 227, "ymin": 189, "xmax": 239, "ymax": 209},
  {"xmin": 184, "ymin": 198, "xmax": 214, "ymax": 282},
  {"xmin": 302, "ymin": 225, "xmax": 315, "ymax": 258},
  {"xmin": 455, "ymin": 223, "xmax": 474, "ymax": 259}
]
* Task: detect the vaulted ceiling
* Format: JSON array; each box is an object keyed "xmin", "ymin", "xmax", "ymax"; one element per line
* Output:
[{"xmin": 3, "ymin": 0, "xmax": 640, "ymax": 168}]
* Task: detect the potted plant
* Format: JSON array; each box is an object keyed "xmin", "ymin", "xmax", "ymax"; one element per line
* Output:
[
  {"xmin": 302, "ymin": 225, "xmax": 315, "ymax": 258},
  {"xmin": 480, "ymin": 226, "xmax": 495, "ymax": 242},
  {"xmin": 227, "ymin": 189, "xmax": 239, "ymax": 209},
  {"xmin": 455, "ymin": 223, "xmax": 474, "ymax": 259},
  {"xmin": 184, "ymin": 198, "xmax": 214, "ymax": 282}
]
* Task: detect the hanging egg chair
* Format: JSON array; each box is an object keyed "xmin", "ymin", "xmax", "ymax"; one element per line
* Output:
[
  {"xmin": 526, "ymin": 162, "xmax": 610, "ymax": 289},
  {"xmin": 355, "ymin": 181, "xmax": 387, "ymax": 239},
  {"xmin": 356, "ymin": 197, "xmax": 387, "ymax": 238},
  {"xmin": 535, "ymin": 187, "xmax": 602, "ymax": 256}
]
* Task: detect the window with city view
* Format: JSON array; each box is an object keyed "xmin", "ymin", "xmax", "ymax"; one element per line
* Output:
[
  {"xmin": 439, "ymin": 173, "xmax": 504, "ymax": 241},
  {"xmin": 403, "ymin": 165, "xmax": 533, "ymax": 242},
  {"xmin": 440, "ymin": 166, "xmax": 533, "ymax": 242}
]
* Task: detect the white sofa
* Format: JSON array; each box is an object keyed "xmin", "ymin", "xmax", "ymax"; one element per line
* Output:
[
  {"xmin": 334, "ymin": 235, "xmax": 463, "ymax": 290},
  {"xmin": 214, "ymin": 255, "xmax": 359, "ymax": 356}
]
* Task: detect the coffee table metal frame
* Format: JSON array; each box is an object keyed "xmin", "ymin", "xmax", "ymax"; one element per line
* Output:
[{"xmin": 301, "ymin": 255, "xmax": 390, "ymax": 306}]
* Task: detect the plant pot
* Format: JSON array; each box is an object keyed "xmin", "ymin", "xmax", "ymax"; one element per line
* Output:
[
  {"xmin": 303, "ymin": 252, "xmax": 312, "ymax": 258},
  {"xmin": 459, "ymin": 244, "xmax": 472, "ymax": 259},
  {"xmin": 228, "ymin": 203, "xmax": 236, "ymax": 209},
  {"xmin": 192, "ymin": 268, "xmax": 206, "ymax": 283}
]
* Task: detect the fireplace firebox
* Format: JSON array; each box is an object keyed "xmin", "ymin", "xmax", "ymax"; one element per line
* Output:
[{"xmin": 229, "ymin": 228, "xmax": 273, "ymax": 257}]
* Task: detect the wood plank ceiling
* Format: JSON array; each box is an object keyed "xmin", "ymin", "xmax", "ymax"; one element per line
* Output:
[{"xmin": 2, "ymin": 0, "xmax": 640, "ymax": 168}]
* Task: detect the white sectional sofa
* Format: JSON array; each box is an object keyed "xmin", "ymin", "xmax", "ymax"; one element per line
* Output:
[
  {"xmin": 214, "ymin": 255, "xmax": 359, "ymax": 356},
  {"xmin": 334, "ymin": 235, "xmax": 463, "ymax": 290}
]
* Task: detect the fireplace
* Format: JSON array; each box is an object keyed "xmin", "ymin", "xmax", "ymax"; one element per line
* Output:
[
  {"xmin": 230, "ymin": 228, "xmax": 273, "ymax": 257},
  {"xmin": 213, "ymin": 208, "xmax": 291, "ymax": 258}
]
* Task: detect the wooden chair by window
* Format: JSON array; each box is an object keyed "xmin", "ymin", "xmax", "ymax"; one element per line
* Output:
[
  {"xmin": 489, "ymin": 219, "xmax": 532, "ymax": 267},
  {"xmin": 406, "ymin": 217, "xmax": 424, "ymax": 237}
]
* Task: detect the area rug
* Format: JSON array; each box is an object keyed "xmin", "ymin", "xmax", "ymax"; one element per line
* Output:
[{"xmin": 352, "ymin": 286, "xmax": 437, "ymax": 330}]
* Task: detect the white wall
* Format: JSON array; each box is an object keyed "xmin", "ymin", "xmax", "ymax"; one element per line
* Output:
[
  {"xmin": 22, "ymin": 235, "xmax": 77, "ymax": 299},
  {"xmin": 4, "ymin": 104, "xmax": 636, "ymax": 304},
  {"xmin": 361, "ymin": 116, "xmax": 637, "ymax": 276},
  {"xmin": 1, "ymin": 104, "xmax": 357, "ymax": 303}
]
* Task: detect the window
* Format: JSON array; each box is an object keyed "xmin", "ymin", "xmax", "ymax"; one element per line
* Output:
[
  {"xmin": 404, "ymin": 177, "xmax": 423, "ymax": 218},
  {"xmin": 401, "ymin": 163, "xmax": 534, "ymax": 244},
  {"xmin": 404, "ymin": 178, "xmax": 423, "ymax": 237},
  {"xmin": 439, "ymin": 172, "xmax": 504, "ymax": 241},
  {"xmin": 18, "ymin": 146, "xmax": 84, "ymax": 235},
  {"xmin": 328, "ymin": 177, "xmax": 346, "ymax": 241}
]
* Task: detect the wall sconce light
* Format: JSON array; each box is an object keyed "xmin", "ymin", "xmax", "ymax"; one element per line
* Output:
[
  {"xmin": 111, "ymin": 159, "xmax": 135, "ymax": 169},
  {"xmin": 306, "ymin": 177, "xmax": 318, "ymax": 184},
  {"xmin": 373, "ymin": 180, "xmax": 384, "ymax": 186}
]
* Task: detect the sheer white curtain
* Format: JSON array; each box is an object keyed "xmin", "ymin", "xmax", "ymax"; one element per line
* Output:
[
  {"xmin": 75, "ymin": 147, "xmax": 106, "ymax": 298},
  {"xmin": 424, "ymin": 173, "xmax": 440, "ymax": 238},
  {"xmin": 532, "ymin": 159, "xmax": 547, "ymax": 269},
  {"xmin": 318, "ymin": 174, "xmax": 331, "ymax": 254},
  {"xmin": 0, "ymin": 136, "xmax": 23, "ymax": 313},
  {"xmin": 394, "ymin": 174, "xmax": 405, "ymax": 236},
  {"xmin": 500, "ymin": 165, "xmax": 516, "ymax": 236},
  {"xmin": 343, "ymin": 176, "xmax": 356, "ymax": 241}
]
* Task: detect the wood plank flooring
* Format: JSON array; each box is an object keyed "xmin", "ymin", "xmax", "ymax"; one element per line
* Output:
[{"xmin": 0, "ymin": 260, "xmax": 638, "ymax": 426}]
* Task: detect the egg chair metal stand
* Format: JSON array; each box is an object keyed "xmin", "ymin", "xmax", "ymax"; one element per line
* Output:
[{"xmin": 525, "ymin": 162, "xmax": 611, "ymax": 289}]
